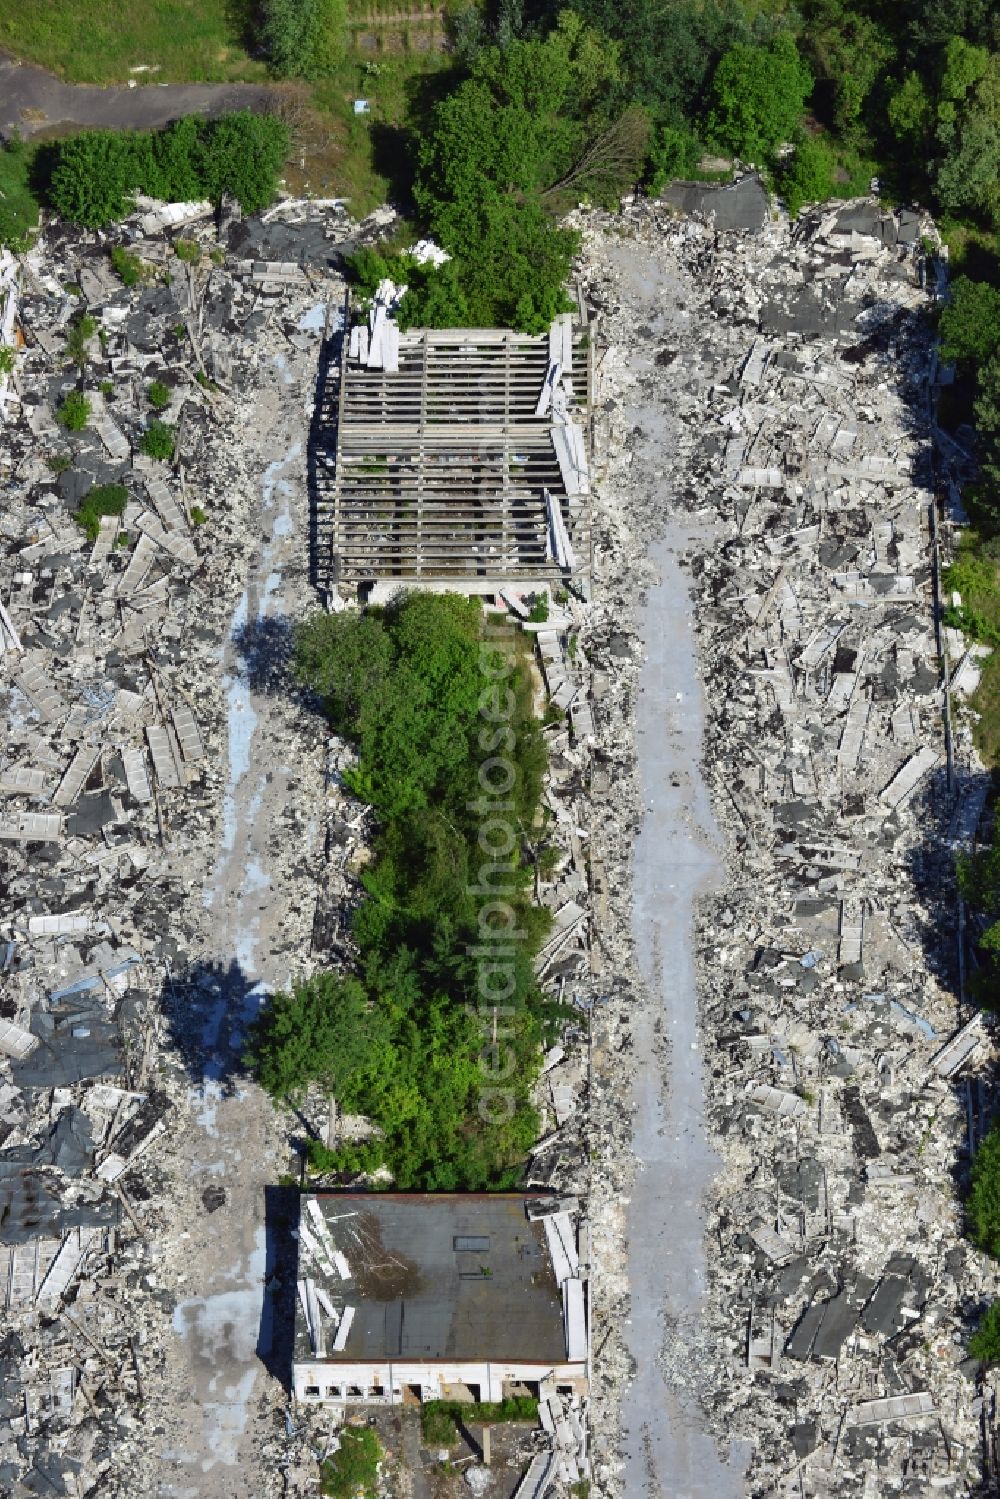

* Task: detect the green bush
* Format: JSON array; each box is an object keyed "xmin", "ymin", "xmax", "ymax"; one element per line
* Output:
[
  {"xmin": 646, "ymin": 121, "xmax": 702, "ymax": 195},
  {"xmin": 48, "ymin": 112, "xmax": 290, "ymax": 227},
  {"xmin": 970, "ymin": 1302, "xmax": 1000, "ymax": 1364},
  {"xmin": 777, "ymin": 133, "xmax": 838, "ymax": 217},
  {"xmin": 173, "ymin": 238, "xmax": 200, "ymax": 262},
  {"xmin": 0, "ymin": 135, "xmax": 40, "ymax": 250},
  {"xmin": 74, "ymin": 482, "xmax": 128, "ymax": 542},
  {"xmin": 320, "ymin": 1428, "xmax": 381, "ymax": 1499},
  {"xmin": 140, "ymin": 420, "xmax": 175, "ymax": 461},
  {"xmin": 56, "ymin": 390, "xmax": 91, "ymax": 431},
  {"xmin": 189, "ymin": 504, "xmax": 208, "ymax": 526},
  {"xmin": 147, "ymin": 380, "xmax": 171, "ymax": 411},
  {"xmin": 110, "ymin": 244, "xmax": 143, "ymax": 286},
  {"xmin": 0, "ymin": 345, "xmax": 15, "ymax": 375}
]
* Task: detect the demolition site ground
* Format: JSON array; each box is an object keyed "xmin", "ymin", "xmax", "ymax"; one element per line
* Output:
[{"xmin": 0, "ymin": 177, "xmax": 997, "ymax": 1499}]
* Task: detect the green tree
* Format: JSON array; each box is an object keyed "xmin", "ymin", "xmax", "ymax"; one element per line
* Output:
[
  {"xmin": 888, "ymin": 70, "xmax": 934, "ymax": 148},
  {"xmin": 49, "ymin": 131, "xmax": 140, "ymax": 227},
  {"xmin": 47, "ymin": 113, "xmax": 290, "ymax": 227},
  {"xmin": 706, "ymin": 32, "xmax": 813, "ymax": 164},
  {"xmin": 196, "ymin": 112, "xmax": 291, "ymax": 215},
  {"xmin": 799, "ymin": 0, "xmax": 893, "ymax": 139},
  {"xmin": 245, "ymin": 973, "xmax": 390, "ymax": 1106},
  {"xmin": 140, "ymin": 420, "xmax": 175, "ymax": 460},
  {"xmin": 56, "ymin": 390, "xmax": 91, "ymax": 431},
  {"xmin": 250, "ymin": 594, "xmax": 554, "ymax": 1189}
]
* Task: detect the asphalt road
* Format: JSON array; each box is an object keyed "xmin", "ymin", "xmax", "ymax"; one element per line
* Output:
[{"xmin": 0, "ymin": 52, "xmax": 270, "ymax": 138}]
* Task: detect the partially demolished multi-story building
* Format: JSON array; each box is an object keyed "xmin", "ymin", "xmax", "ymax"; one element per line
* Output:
[
  {"xmin": 314, "ymin": 290, "xmax": 591, "ymax": 599},
  {"xmin": 292, "ymin": 1193, "xmax": 589, "ymax": 1408}
]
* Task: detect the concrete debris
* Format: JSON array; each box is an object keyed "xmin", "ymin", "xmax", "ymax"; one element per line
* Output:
[
  {"xmin": 566, "ymin": 192, "xmax": 994, "ymax": 1499},
  {"xmin": 0, "ymin": 191, "xmax": 366, "ymax": 1497}
]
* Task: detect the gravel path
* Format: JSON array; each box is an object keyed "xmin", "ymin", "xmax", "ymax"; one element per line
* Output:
[
  {"xmin": 0, "ymin": 51, "xmax": 269, "ymax": 138},
  {"xmin": 606, "ymin": 240, "xmax": 750, "ymax": 1499}
]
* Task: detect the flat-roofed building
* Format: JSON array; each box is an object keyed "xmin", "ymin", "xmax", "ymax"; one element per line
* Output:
[{"xmin": 292, "ymin": 1192, "xmax": 588, "ymax": 1407}]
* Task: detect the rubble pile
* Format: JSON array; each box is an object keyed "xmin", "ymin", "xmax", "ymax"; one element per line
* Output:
[
  {"xmin": 0, "ymin": 198, "xmax": 364, "ymax": 1496},
  {"xmin": 572, "ymin": 198, "xmax": 996, "ymax": 1495}
]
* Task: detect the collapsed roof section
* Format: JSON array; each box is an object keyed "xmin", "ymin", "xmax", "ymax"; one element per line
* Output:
[{"xmin": 316, "ymin": 296, "xmax": 590, "ymax": 594}]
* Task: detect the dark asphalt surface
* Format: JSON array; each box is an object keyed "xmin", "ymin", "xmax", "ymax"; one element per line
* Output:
[{"xmin": 0, "ymin": 52, "xmax": 271, "ymax": 138}]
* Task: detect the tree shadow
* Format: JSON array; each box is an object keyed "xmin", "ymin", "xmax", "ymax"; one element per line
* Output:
[
  {"xmin": 231, "ymin": 612, "xmax": 296, "ymax": 695},
  {"xmin": 160, "ymin": 956, "xmax": 268, "ymax": 1094}
]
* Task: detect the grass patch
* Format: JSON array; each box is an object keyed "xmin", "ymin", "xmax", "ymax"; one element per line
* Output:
[
  {"xmin": 74, "ymin": 482, "xmax": 128, "ymax": 541},
  {"xmin": 943, "ymin": 534, "xmax": 1000, "ymax": 647},
  {"xmin": 0, "ymin": 0, "xmax": 268, "ymax": 84},
  {"xmin": 0, "ymin": 135, "xmax": 40, "ymax": 249},
  {"xmin": 320, "ymin": 1427, "xmax": 381, "ymax": 1499},
  {"xmin": 968, "ymin": 653, "xmax": 1000, "ymax": 767}
]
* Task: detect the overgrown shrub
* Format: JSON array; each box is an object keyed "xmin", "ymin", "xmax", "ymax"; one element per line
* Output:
[
  {"xmin": 777, "ymin": 133, "xmax": 838, "ymax": 217},
  {"xmin": 140, "ymin": 420, "xmax": 175, "ymax": 460},
  {"xmin": 74, "ymin": 483, "xmax": 127, "ymax": 542},
  {"xmin": 65, "ymin": 314, "xmax": 97, "ymax": 369},
  {"xmin": 0, "ymin": 345, "xmax": 15, "ymax": 375},
  {"xmin": 147, "ymin": 380, "xmax": 170, "ymax": 411},
  {"xmin": 56, "ymin": 390, "xmax": 91, "ymax": 431}
]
